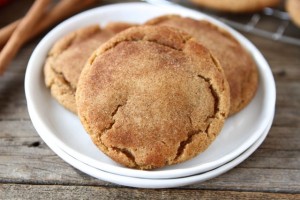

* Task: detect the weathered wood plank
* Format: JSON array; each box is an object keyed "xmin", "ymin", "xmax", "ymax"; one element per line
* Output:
[
  {"xmin": 240, "ymin": 149, "xmax": 300, "ymax": 169},
  {"xmin": 1, "ymin": 184, "xmax": 299, "ymax": 200},
  {"xmin": 189, "ymin": 168, "xmax": 300, "ymax": 192},
  {"xmin": 276, "ymin": 82, "xmax": 300, "ymax": 106},
  {"xmin": 273, "ymin": 108, "xmax": 300, "ymax": 128},
  {"xmin": 0, "ymin": 121, "xmax": 299, "ymax": 192},
  {"xmin": 0, "ymin": 0, "xmax": 299, "ymax": 196},
  {"xmin": 261, "ymin": 127, "xmax": 300, "ymax": 150}
]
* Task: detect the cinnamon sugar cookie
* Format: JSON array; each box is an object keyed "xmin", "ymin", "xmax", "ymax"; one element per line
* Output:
[
  {"xmin": 146, "ymin": 15, "xmax": 258, "ymax": 115},
  {"xmin": 189, "ymin": 0, "xmax": 280, "ymax": 13},
  {"xmin": 286, "ymin": 0, "xmax": 300, "ymax": 27},
  {"xmin": 44, "ymin": 23, "xmax": 134, "ymax": 113},
  {"xmin": 76, "ymin": 26, "xmax": 230, "ymax": 169}
]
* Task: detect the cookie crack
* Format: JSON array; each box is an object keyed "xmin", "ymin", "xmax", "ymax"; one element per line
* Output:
[
  {"xmin": 174, "ymin": 129, "xmax": 201, "ymax": 161},
  {"xmin": 50, "ymin": 26, "xmax": 101, "ymax": 57},
  {"xmin": 48, "ymin": 63, "xmax": 76, "ymax": 92},
  {"xmin": 91, "ymin": 30, "xmax": 193, "ymax": 67},
  {"xmin": 143, "ymin": 39, "xmax": 185, "ymax": 52},
  {"xmin": 83, "ymin": 113, "xmax": 134, "ymax": 167},
  {"xmin": 101, "ymin": 103, "xmax": 124, "ymax": 134},
  {"xmin": 47, "ymin": 27, "xmax": 101, "ymax": 90},
  {"xmin": 111, "ymin": 147, "xmax": 138, "ymax": 168},
  {"xmin": 197, "ymin": 75, "xmax": 220, "ymax": 120},
  {"xmin": 49, "ymin": 33, "xmax": 77, "ymax": 57},
  {"xmin": 105, "ymin": 38, "xmax": 190, "ymax": 55},
  {"xmin": 174, "ymin": 74, "xmax": 222, "ymax": 161},
  {"xmin": 47, "ymin": 32, "xmax": 81, "ymax": 92},
  {"xmin": 96, "ymin": 102, "xmax": 128, "ymax": 163},
  {"xmin": 90, "ymin": 39, "xmax": 189, "ymax": 68},
  {"xmin": 210, "ymin": 54, "xmax": 223, "ymax": 74}
]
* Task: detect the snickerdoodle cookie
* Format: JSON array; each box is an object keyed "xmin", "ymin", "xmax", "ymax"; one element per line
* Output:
[
  {"xmin": 146, "ymin": 15, "xmax": 258, "ymax": 115},
  {"xmin": 286, "ymin": 0, "xmax": 300, "ymax": 27},
  {"xmin": 189, "ymin": 0, "xmax": 280, "ymax": 13},
  {"xmin": 76, "ymin": 26, "xmax": 230, "ymax": 169},
  {"xmin": 44, "ymin": 22, "xmax": 134, "ymax": 113}
]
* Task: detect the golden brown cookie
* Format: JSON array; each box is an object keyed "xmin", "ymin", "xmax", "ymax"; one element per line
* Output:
[
  {"xmin": 76, "ymin": 26, "xmax": 230, "ymax": 170},
  {"xmin": 286, "ymin": 0, "xmax": 300, "ymax": 27},
  {"xmin": 189, "ymin": 0, "xmax": 280, "ymax": 13},
  {"xmin": 44, "ymin": 23, "xmax": 134, "ymax": 113},
  {"xmin": 146, "ymin": 15, "xmax": 258, "ymax": 115}
]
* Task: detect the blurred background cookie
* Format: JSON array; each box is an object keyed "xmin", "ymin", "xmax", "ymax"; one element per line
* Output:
[
  {"xmin": 146, "ymin": 15, "xmax": 258, "ymax": 116},
  {"xmin": 76, "ymin": 26, "xmax": 230, "ymax": 170},
  {"xmin": 286, "ymin": 0, "xmax": 300, "ymax": 27},
  {"xmin": 189, "ymin": 0, "xmax": 280, "ymax": 13},
  {"xmin": 44, "ymin": 22, "xmax": 135, "ymax": 113}
]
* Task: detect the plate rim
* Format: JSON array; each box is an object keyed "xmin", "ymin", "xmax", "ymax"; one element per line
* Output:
[
  {"xmin": 32, "ymin": 104, "xmax": 273, "ymax": 188},
  {"xmin": 25, "ymin": 2, "xmax": 276, "ymax": 179}
]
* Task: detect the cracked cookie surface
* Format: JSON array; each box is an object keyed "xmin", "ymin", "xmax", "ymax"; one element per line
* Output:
[
  {"xmin": 76, "ymin": 26, "xmax": 230, "ymax": 170},
  {"xmin": 44, "ymin": 22, "xmax": 135, "ymax": 113},
  {"xmin": 146, "ymin": 15, "xmax": 258, "ymax": 115}
]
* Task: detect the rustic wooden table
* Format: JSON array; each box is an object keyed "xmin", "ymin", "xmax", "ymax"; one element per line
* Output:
[{"xmin": 0, "ymin": 1, "xmax": 299, "ymax": 199}]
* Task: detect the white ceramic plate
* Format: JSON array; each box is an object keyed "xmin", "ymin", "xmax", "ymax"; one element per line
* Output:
[
  {"xmin": 25, "ymin": 2, "xmax": 276, "ymax": 179},
  {"xmin": 31, "ymin": 104, "xmax": 273, "ymax": 188}
]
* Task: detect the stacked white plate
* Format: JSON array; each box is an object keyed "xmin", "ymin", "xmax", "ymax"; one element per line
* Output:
[{"xmin": 25, "ymin": 3, "xmax": 276, "ymax": 188}]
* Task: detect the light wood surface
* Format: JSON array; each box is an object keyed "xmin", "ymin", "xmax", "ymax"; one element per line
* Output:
[{"xmin": 0, "ymin": 0, "xmax": 299, "ymax": 199}]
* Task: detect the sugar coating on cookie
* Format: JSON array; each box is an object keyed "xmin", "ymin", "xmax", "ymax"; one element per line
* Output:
[
  {"xmin": 76, "ymin": 26, "xmax": 230, "ymax": 170},
  {"xmin": 44, "ymin": 23, "xmax": 135, "ymax": 113},
  {"xmin": 189, "ymin": 0, "xmax": 280, "ymax": 13},
  {"xmin": 146, "ymin": 15, "xmax": 258, "ymax": 115},
  {"xmin": 286, "ymin": 0, "xmax": 300, "ymax": 27}
]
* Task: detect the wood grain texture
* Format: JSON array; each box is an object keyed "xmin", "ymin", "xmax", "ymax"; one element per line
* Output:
[
  {"xmin": 0, "ymin": 121, "xmax": 299, "ymax": 192},
  {"xmin": 0, "ymin": 0, "xmax": 299, "ymax": 198},
  {"xmin": 1, "ymin": 184, "xmax": 300, "ymax": 200}
]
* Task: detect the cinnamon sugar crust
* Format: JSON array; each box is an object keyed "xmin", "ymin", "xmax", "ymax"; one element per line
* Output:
[
  {"xmin": 146, "ymin": 15, "xmax": 258, "ymax": 115},
  {"xmin": 76, "ymin": 26, "xmax": 230, "ymax": 169},
  {"xmin": 44, "ymin": 23, "xmax": 135, "ymax": 113}
]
